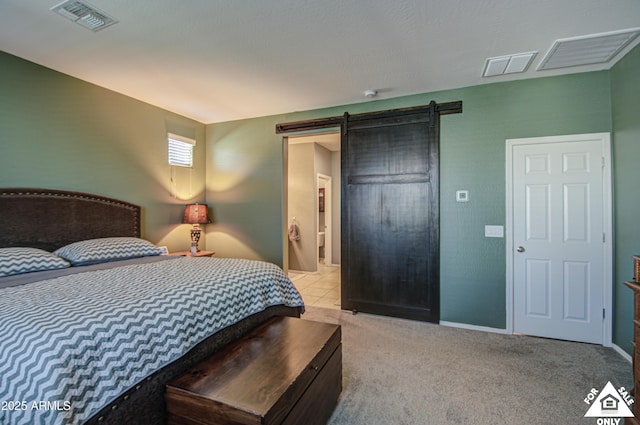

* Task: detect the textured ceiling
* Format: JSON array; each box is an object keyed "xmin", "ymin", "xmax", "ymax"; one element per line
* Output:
[{"xmin": 1, "ymin": 0, "xmax": 639, "ymax": 123}]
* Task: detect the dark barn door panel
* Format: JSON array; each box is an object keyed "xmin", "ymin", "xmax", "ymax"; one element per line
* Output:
[{"xmin": 341, "ymin": 103, "xmax": 440, "ymax": 323}]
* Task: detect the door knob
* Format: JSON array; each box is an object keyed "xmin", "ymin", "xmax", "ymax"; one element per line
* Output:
[{"xmin": 517, "ymin": 246, "xmax": 525, "ymax": 253}]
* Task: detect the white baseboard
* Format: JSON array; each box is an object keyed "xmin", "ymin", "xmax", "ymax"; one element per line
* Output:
[
  {"xmin": 440, "ymin": 320, "xmax": 509, "ymax": 335},
  {"xmin": 612, "ymin": 343, "xmax": 632, "ymax": 363},
  {"xmin": 444, "ymin": 322, "xmax": 633, "ymax": 362}
]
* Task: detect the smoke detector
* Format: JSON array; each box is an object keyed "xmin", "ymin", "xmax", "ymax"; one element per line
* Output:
[
  {"xmin": 51, "ymin": 0, "xmax": 118, "ymax": 32},
  {"xmin": 364, "ymin": 89, "xmax": 378, "ymax": 98}
]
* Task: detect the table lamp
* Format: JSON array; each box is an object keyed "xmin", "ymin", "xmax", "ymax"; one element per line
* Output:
[{"xmin": 182, "ymin": 203, "xmax": 211, "ymax": 252}]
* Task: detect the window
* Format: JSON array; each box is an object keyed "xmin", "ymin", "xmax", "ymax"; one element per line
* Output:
[{"xmin": 168, "ymin": 133, "xmax": 195, "ymax": 167}]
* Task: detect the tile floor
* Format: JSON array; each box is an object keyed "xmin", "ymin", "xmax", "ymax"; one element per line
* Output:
[{"xmin": 289, "ymin": 263, "xmax": 341, "ymax": 310}]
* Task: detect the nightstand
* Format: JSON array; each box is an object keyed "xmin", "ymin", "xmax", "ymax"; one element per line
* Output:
[{"xmin": 167, "ymin": 250, "xmax": 215, "ymax": 257}]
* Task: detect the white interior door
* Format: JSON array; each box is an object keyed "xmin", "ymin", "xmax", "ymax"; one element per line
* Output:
[{"xmin": 508, "ymin": 133, "xmax": 611, "ymax": 345}]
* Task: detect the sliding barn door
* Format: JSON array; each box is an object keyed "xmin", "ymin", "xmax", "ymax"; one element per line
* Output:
[{"xmin": 341, "ymin": 104, "xmax": 439, "ymax": 322}]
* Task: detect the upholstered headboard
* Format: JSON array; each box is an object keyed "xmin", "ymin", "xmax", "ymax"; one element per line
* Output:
[{"xmin": 0, "ymin": 188, "xmax": 141, "ymax": 251}]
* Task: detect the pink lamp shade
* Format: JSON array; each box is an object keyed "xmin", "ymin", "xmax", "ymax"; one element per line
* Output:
[{"xmin": 182, "ymin": 203, "xmax": 211, "ymax": 225}]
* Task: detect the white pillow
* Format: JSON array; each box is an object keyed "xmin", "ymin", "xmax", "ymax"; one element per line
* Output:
[
  {"xmin": 54, "ymin": 237, "xmax": 162, "ymax": 266},
  {"xmin": 0, "ymin": 247, "xmax": 70, "ymax": 277}
]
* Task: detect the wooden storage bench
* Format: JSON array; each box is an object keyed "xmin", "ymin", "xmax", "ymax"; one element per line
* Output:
[{"xmin": 165, "ymin": 316, "xmax": 342, "ymax": 425}]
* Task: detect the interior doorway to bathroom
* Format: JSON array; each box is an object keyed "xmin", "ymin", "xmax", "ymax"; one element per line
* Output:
[
  {"xmin": 317, "ymin": 174, "xmax": 332, "ymax": 266},
  {"xmin": 284, "ymin": 131, "xmax": 341, "ymax": 310}
]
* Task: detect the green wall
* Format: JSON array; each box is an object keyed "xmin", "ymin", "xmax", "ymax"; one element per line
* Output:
[
  {"xmin": 610, "ymin": 45, "xmax": 640, "ymax": 355},
  {"xmin": 206, "ymin": 70, "xmax": 613, "ymax": 330},
  {"xmin": 0, "ymin": 52, "xmax": 206, "ymax": 250},
  {"xmin": 3, "ymin": 45, "xmax": 637, "ymax": 350},
  {"xmin": 438, "ymin": 73, "xmax": 612, "ymax": 328}
]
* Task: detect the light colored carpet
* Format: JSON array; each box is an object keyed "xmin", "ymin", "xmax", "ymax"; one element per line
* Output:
[{"xmin": 301, "ymin": 306, "xmax": 632, "ymax": 425}]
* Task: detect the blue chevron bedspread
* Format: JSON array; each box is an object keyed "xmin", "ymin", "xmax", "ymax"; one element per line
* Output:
[{"xmin": 0, "ymin": 257, "xmax": 304, "ymax": 425}]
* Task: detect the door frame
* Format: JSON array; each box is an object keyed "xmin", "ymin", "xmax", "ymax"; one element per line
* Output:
[{"xmin": 505, "ymin": 132, "xmax": 613, "ymax": 346}]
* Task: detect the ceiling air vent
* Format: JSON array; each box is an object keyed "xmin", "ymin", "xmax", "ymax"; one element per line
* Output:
[
  {"xmin": 51, "ymin": 0, "xmax": 118, "ymax": 32},
  {"xmin": 538, "ymin": 28, "xmax": 640, "ymax": 71},
  {"xmin": 483, "ymin": 52, "xmax": 537, "ymax": 77}
]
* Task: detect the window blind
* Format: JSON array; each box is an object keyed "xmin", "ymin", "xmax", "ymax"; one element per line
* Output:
[{"xmin": 168, "ymin": 133, "xmax": 195, "ymax": 167}]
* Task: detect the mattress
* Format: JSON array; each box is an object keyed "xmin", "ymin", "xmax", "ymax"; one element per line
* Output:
[{"xmin": 0, "ymin": 256, "xmax": 304, "ymax": 425}]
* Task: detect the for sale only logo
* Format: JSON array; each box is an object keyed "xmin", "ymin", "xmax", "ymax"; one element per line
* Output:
[{"xmin": 584, "ymin": 381, "xmax": 634, "ymax": 424}]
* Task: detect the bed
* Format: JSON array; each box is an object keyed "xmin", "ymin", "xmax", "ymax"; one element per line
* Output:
[{"xmin": 0, "ymin": 188, "xmax": 304, "ymax": 425}]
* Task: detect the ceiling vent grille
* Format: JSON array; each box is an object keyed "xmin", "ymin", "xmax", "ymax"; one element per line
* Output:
[
  {"xmin": 483, "ymin": 52, "xmax": 537, "ymax": 77},
  {"xmin": 538, "ymin": 28, "xmax": 640, "ymax": 71},
  {"xmin": 51, "ymin": 0, "xmax": 118, "ymax": 32}
]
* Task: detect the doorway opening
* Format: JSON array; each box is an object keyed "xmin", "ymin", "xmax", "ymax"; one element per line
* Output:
[
  {"xmin": 317, "ymin": 173, "xmax": 332, "ymax": 266},
  {"xmin": 284, "ymin": 131, "xmax": 341, "ymax": 310}
]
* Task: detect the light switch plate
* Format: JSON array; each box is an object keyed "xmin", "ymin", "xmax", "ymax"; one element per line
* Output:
[
  {"xmin": 485, "ymin": 225, "xmax": 504, "ymax": 238},
  {"xmin": 456, "ymin": 190, "xmax": 469, "ymax": 202}
]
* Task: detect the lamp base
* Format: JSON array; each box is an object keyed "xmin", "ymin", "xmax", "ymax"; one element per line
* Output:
[{"xmin": 190, "ymin": 226, "xmax": 202, "ymax": 252}]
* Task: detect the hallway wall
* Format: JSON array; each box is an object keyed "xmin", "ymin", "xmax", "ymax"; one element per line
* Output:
[{"xmin": 287, "ymin": 143, "xmax": 316, "ymax": 271}]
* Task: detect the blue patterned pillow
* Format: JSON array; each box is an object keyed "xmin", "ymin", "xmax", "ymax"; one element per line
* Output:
[
  {"xmin": 54, "ymin": 237, "xmax": 163, "ymax": 266},
  {"xmin": 0, "ymin": 247, "xmax": 71, "ymax": 277}
]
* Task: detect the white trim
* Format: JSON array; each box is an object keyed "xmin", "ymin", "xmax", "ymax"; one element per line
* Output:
[
  {"xmin": 612, "ymin": 343, "xmax": 633, "ymax": 363},
  {"xmin": 602, "ymin": 134, "xmax": 613, "ymax": 347},
  {"xmin": 506, "ymin": 141, "xmax": 514, "ymax": 335},
  {"xmin": 167, "ymin": 133, "xmax": 196, "ymax": 145},
  {"xmin": 505, "ymin": 133, "xmax": 613, "ymax": 346},
  {"xmin": 440, "ymin": 321, "xmax": 509, "ymax": 335},
  {"xmin": 282, "ymin": 137, "xmax": 290, "ymax": 273}
]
